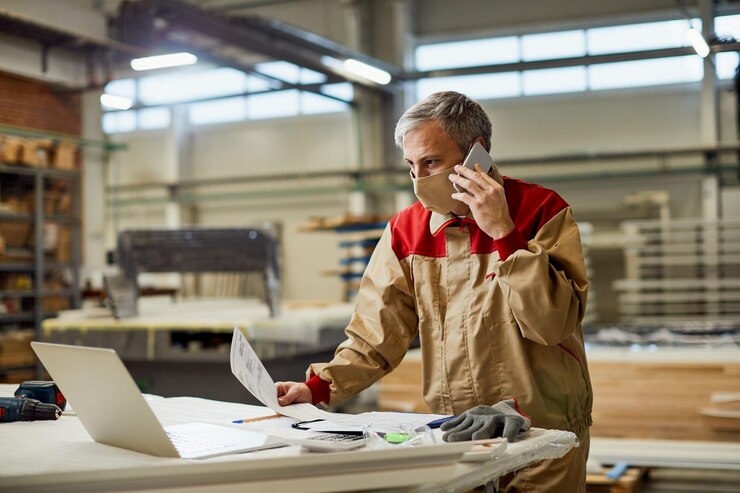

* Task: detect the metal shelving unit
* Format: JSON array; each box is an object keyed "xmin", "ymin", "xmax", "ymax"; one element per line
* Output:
[
  {"xmin": 0, "ymin": 159, "xmax": 82, "ymax": 379},
  {"xmin": 614, "ymin": 218, "xmax": 740, "ymax": 324}
]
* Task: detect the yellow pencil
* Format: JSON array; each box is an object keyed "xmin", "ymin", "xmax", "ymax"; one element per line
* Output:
[{"xmin": 232, "ymin": 413, "xmax": 283, "ymax": 424}]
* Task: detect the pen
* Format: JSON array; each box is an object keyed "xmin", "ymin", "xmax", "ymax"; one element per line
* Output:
[
  {"xmin": 232, "ymin": 413, "xmax": 282, "ymax": 424},
  {"xmin": 426, "ymin": 416, "xmax": 456, "ymax": 429}
]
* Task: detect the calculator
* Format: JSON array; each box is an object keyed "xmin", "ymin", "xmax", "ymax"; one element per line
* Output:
[{"xmin": 283, "ymin": 432, "xmax": 366, "ymax": 452}]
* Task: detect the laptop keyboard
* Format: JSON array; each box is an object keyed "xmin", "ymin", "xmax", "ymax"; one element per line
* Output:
[{"xmin": 166, "ymin": 431, "xmax": 231, "ymax": 454}]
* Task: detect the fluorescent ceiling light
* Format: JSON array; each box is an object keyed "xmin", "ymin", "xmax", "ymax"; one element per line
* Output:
[
  {"xmin": 687, "ymin": 28, "xmax": 710, "ymax": 57},
  {"xmin": 130, "ymin": 52, "xmax": 198, "ymax": 71},
  {"xmin": 100, "ymin": 93, "xmax": 133, "ymax": 110},
  {"xmin": 344, "ymin": 58, "xmax": 392, "ymax": 85}
]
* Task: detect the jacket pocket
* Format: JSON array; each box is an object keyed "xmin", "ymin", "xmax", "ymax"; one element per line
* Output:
[{"xmin": 411, "ymin": 257, "xmax": 442, "ymax": 336}]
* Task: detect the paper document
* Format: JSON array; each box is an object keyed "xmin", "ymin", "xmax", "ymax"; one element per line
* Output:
[
  {"xmin": 230, "ymin": 327, "xmax": 336, "ymax": 422},
  {"xmin": 299, "ymin": 411, "xmax": 451, "ymax": 434}
]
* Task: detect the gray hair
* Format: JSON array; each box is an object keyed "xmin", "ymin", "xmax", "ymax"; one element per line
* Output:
[{"xmin": 394, "ymin": 91, "xmax": 492, "ymax": 153}]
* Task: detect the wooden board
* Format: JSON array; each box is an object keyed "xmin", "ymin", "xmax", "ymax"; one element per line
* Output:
[{"xmin": 377, "ymin": 350, "xmax": 740, "ymax": 441}]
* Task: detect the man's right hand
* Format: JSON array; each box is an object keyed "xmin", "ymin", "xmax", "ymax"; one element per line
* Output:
[{"xmin": 275, "ymin": 381, "xmax": 312, "ymax": 406}]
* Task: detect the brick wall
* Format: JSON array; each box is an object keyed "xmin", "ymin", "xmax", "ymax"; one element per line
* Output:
[{"xmin": 0, "ymin": 70, "xmax": 81, "ymax": 136}]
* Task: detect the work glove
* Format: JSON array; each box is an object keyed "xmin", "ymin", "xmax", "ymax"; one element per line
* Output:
[{"xmin": 441, "ymin": 399, "xmax": 531, "ymax": 443}]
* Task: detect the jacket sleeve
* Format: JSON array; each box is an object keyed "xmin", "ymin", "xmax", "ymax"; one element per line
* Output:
[
  {"xmin": 307, "ymin": 224, "xmax": 418, "ymax": 405},
  {"xmin": 492, "ymin": 206, "xmax": 588, "ymax": 346}
]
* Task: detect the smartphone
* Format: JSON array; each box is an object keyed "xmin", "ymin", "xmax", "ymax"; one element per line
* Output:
[
  {"xmin": 454, "ymin": 142, "xmax": 494, "ymax": 192},
  {"xmin": 462, "ymin": 142, "xmax": 493, "ymax": 173}
]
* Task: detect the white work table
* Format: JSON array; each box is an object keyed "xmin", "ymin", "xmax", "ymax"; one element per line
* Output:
[{"xmin": 0, "ymin": 384, "xmax": 577, "ymax": 493}]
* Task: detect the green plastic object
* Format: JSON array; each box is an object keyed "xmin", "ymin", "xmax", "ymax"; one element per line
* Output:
[{"xmin": 384, "ymin": 432, "xmax": 410, "ymax": 444}]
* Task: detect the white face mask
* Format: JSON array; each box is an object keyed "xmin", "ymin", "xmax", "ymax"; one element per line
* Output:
[{"xmin": 410, "ymin": 165, "xmax": 461, "ymax": 215}]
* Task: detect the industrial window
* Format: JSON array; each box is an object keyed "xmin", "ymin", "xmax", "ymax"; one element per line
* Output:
[
  {"xmin": 715, "ymin": 13, "xmax": 740, "ymax": 39},
  {"xmin": 137, "ymin": 107, "xmax": 171, "ymax": 130},
  {"xmin": 248, "ymin": 89, "xmax": 301, "ymax": 120},
  {"xmin": 716, "ymin": 52, "xmax": 739, "ymax": 79},
  {"xmin": 413, "ymin": 15, "xmax": 740, "ymax": 101},
  {"xmin": 254, "ymin": 61, "xmax": 327, "ymax": 84},
  {"xmin": 588, "ymin": 56, "xmax": 703, "ymax": 91},
  {"xmin": 138, "ymin": 67, "xmax": 249, "ymax": 105},
  {"xmin": 522, "ymin": 66, "xmax": 587, "ymax": 95},
  {"xmin": 321, "ymin": 82, "xmax": 354, "ymax": 102},
  {"xmin": 586, "ymin": 20, "xmax": 694, "ymax": 55},
  {"xmin": 102, "ymin": 110, "xmax": 137, "ymax": 134},
  {"xmin": 521, "ymin": 30, "xmax": 586, "ymax": 61},
  {"xmin": 189, "ymin": 96, "xmax": 248, "ymax": 125},
  {"xmin": 415, "ymin": 36, "xmax": 519, "ymax": 71},
  {"xmin": 301, "ymin": 92, "xmax": 350, "ymax": 114},
  {"xmin": 104, "ymin": 79, "xmax": 137, "ymax": 100}
]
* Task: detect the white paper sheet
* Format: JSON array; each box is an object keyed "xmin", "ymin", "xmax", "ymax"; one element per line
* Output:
[
  {"xmin": 300, "ymin": 411, "xmax": 451, "ymax": 434},
  {"xmin": 230, "ymin": 326, "xmax": 336, "ymax": 422}
]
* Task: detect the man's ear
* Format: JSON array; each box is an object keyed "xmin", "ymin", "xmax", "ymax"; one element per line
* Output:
[{"xmin": 472, "ymin": 136, "xmax": 487, "ymax": 151}]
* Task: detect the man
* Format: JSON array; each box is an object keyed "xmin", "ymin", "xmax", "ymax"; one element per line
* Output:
[{"xmin": 277, "ymin": 91, "xmax": 592, "ymax": 491}]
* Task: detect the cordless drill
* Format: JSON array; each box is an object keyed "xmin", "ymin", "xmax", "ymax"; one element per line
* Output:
[
  {"xmin": 0, "ymin": 381, "xmax": 65, "ymax": 423},
  {"xmin": 0, "ymin": 396, "xmax": 61, "ymax": 422}
]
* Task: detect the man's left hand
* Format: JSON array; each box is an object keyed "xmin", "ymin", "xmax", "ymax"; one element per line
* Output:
[
  {"xmin": 449, "ymin": 163, "xmax": 515, "ymax": 240},
  {"xmin": 441, "ymin": 400, "xmax": 532, "ymax": 442}
]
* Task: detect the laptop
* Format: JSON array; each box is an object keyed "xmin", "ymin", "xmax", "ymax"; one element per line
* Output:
[{"xmin": 31, "ymin": 341, "xmax": 286, "ymax": 459}]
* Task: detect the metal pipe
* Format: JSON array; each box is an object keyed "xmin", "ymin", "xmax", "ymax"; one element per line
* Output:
[
  {"xmin": 105, "ymin": 144, "xmax": 740, "ymax": 192},
  {"xmin": 106, "ymin": 162, "xmax": 740, "ymax": 208},
  {"xmin": 402, "ymin": 43, "xmax": 740, "ymax": 80}
]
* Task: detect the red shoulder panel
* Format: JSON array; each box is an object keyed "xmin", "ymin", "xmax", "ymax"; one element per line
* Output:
[
  {"xmin": 390, "ymin": 202, "xmax": 447, "ymax": 259},
  {"xmin": 389, "ymin": 179, "xmax": 569, "ymax": 259}
]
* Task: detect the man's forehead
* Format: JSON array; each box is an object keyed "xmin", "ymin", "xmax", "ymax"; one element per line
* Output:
[{"xmin": 403, "ymin": 121, "xmax": 457, "ymax": 156}]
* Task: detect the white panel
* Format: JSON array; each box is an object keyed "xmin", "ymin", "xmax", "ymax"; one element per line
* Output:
[
  {"xmin": 191, "ymin": 114, "xmax": 353, "ymax": 179},
  {"xmin": 480, "ymin": 87, "xmax": 702, "ymax": 158}
]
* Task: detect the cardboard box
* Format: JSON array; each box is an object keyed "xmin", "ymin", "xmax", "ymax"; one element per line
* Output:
[
  {"xmin": 0, "ymin": 136, "xmax": 23, "ymax": 163},
  {"xmin": 55, "ymin": 227, "xmax": 72, "ymax": 262},
  {"xmin": 0, "ymin": 329, "xmax": 35, "ymax": 368},
  {"xmin": 19, "ymin": 139, "xmax": 52, "ymax": 167},
  {"xmin": 4, "ymin": 193, "xmax": 34, "ymax": 214},
  {"xmin": 0, "ymin": 222, "xmax": 32, "ymax": 248},
  {"xmin": 44, "ymin": 186, "xmax": 73, "ymax": 215},
  {"xmin": 51, "ymin": 141, "xmax": 79, "ymax": 170}
]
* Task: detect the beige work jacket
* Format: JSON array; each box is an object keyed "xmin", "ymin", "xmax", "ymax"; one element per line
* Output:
[{"xmin": 309, "ymin": 176, "xmax": 593, "ymax": 436}]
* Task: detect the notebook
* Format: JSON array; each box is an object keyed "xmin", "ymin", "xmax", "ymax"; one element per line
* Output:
[{"xmin": 31, "ymin": 341, "xmax": 286, "ymax": 459}]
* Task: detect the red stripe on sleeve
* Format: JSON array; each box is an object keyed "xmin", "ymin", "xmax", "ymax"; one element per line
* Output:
[
  {"xmin": 305, "ymin": 374, "xmax": 331, "ymax": 405},
  {"xmin": 494, "ymin": 227, "xmax": 528, "ymax": 261}
]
